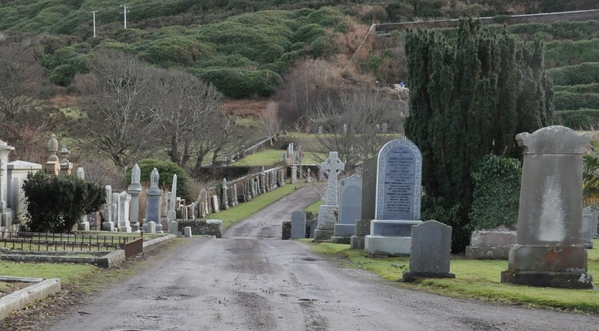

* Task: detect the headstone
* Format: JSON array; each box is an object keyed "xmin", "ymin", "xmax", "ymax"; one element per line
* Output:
[
  {"xmin": 365, "ymin": 139, "xmax": 423, "ymax": 256},
  {"xmin": 232, "ymin": 184, "xmax": 238, "ymax": 206},
  {"xmin": 351, "ymin": 156, "xmax": 377, "ymax": 249},
  {"xmin": 44, "ymin": 134, "xmax": 60, "ymax": 175},
  {"xmin": 112, "ymin": 192, "xmax": 120, "ymax": 230},
  {"xmin": 280, "ymin": 169, "xmax": 285, "ymax": 186},
  {"xmin": 102, "ymin": 185, "xmax": 112, "ymax": 229},
  {"xmin": 501, "ymin": 126, "xmax": 593, "ymax": 289},
  {"xmin": 118, "ymin": 191, "xmax": 132, "ymax": 233},
  {"xmin": 465, "ymin": 228, "xmax": 517, "ymax": 260},
  {"xmin": 169, "ymin": 220, "xmax": 179, "ymax": 236},
  {"xmin": 212, "ymin": 195, "xmax": 220, "ymax": 213},
  {"xmin": 402, "ymin": 221, "xmax": 455, "ymax": 282},
  {"xmin": 582, "ymin": 207, "xmax": 594, "ymax": 249},
  {"xmin": 167, "ymin": 174, "xmax": 178, "ymax": 222},
  {"xmin": 282, "ymin": 221, "xmax": 291, "ymax": 240},
  {"xmin": 190, "ymin": 202, "xmax": 196, "ymax": 220},
  {"xmin": 318, "ymin": 125, "xmax": 323, "ymax": 134},
  {"xmin": 184, "ymin": 226, "xmax": 192, "ymax": 238},
  {"xmin": 260, "ymin": 167, "xmax": 266, "ymax": 193},
  {"xmin": 143, "ymin": 168, "xmax": 163, "ymax": 233},
  {"xmin": 59, "ymin": 145, "xmax": 73, "ymax": 175},
  {"xmin": 382, "ymin": 123, "xmax": 388, "ymax": 133},
  {"xmin": 222, "ymin": 178, "xmax": 229, "ymax": 210},
  {"xmin": 343, "ymin": 124, "xmax": 347, "ymax": 133},
  {"xmin": 309, "ymin": 219, "xmax": 318, "ymax": 238},
  {"xmin": 314, "ymin": 151, "xmax": 345, "ymax": 241},
  {"xmin": 306, "ymin": 168, "xmax": 312, "ymax": 183},
  {"xmin": 332, "ymin": 175, "xmax": 362, "ymax": 244},
  {"xmin": 291, "ymin": 211, "xmax": 307, "ymax": 239},
  {"xmin": 291, "ymin": 165, "xmax": 298, "ymax": 184},
  {"xmin": 147, "ymin": 221, "xmax": 156, "ymax": 234},
  {"xmin": 128, "ymin": 164, "xmax": 142, "ymax": 232}
]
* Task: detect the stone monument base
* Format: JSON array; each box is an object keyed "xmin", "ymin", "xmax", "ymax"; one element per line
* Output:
[
  {"xmin": 500, "ymin": 270, "xmax": 593, "ymax": 289},
  {"xmin": 465, "ymin": 229, "xmax": 516, "ymax": 260},
  {"xmin": 77, "ymin": 222, "xmax": 90, "ymax": 231},
  {"xmin": 1, "ymin": 211, "xmax": 13, "ymax": 227},
  {"xmin": 119, "ymin": 226, "xmax": 132, "ymax": 233},
  {"xmin": 402, "ymin": 271, "xmax": 456, "ymax": 282},
  {"xmin": 102, "ymin": 222, "xmax": 115, "ymax": 232},
  {"xmin": 314, "ymin": 229, "xmax": 334, "ymax": 242},
  {"xmin": 502, "ymin": 244, "xmax": 593, "ymax": 289},
  {"xmin": 350, "ymin": 235, "xmax": 365, "ymax": 249},
  {"xmin": 465, "ymin": 246, "xmax": 512, "ymax": 260},
  {"xmin": 364, "ymin": 235, "xmax": 412, "ymax": 256},
  {"xmin": 330, "ymin": 236, "xmax": 351, "ymax": 244},
  {"xmin": 333, "ymin": 224, "xmax": 356, "ymax": 237}
]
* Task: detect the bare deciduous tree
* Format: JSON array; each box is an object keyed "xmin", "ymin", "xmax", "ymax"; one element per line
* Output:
[
  {"xmin": 258, "ymin": 101, "xmax": 281, "ymax": 145},
  {"xmin": 0, "ymin": 42, "xmax": 56, "ymax": 162},
  {"xmin": 73, "ymin": 49, "xmax": 163, "ymax": 175},
  {"xmin": 154, "ymin": 69, "xmax": 224, "ymax": 168}
]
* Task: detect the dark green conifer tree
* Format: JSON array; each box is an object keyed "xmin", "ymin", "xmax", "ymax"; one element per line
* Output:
[{"xmin": 405, "ymin": 18, "xmax": 552, "ymax": 251}]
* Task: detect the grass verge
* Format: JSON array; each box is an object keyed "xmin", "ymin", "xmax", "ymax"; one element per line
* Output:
[
  {"xmin": 0, "ymin": 261, "xmax": 95, "ymax": 285},
  {"xmin": 305, "ymin": 199, "xmax": 324, "ymax": 214},
  {"xmin": 211, "ymin": 183, "xmax": 306, "ymax": 229},
  {"xmin": 302, "ymin": 240, "xmax": 599, "ymax": 313}
]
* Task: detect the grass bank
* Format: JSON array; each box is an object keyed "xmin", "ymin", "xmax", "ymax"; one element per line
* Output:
[
  {"xmin": 302, "ymin": 241, "xmax": 599, "ymax": 313},
  {"xmin": 210, "ymin": 182, "xmax": 306, "ymax": 229}
]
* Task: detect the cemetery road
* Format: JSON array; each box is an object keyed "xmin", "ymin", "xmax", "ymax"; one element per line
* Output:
[{"xmin": 49, "ymin": 186, "xmax": 599, "ymax": 331}]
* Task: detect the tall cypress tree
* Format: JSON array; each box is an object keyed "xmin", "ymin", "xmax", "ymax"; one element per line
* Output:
[{"xmin": 405, "ymin": 18, "xmax": 553, "ymax": 251}]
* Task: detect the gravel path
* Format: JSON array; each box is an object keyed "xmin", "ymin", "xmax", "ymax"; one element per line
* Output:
[{"xmin": 47, "ymin": 186, "xmax": 599, "ymax": 331}]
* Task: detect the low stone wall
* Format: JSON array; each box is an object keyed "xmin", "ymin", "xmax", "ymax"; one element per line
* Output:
[
  {"xmin": 0, "ymin": 278, "xmax": 60, "ymax": 320},
  {"xmin": 176, "ymin": 219, "xmax": 222, "ymax": 238}
]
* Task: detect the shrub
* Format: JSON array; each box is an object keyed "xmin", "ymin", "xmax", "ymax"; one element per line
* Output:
[
  {"xmin": 23, "ymin": 173, "xmax": 106, "ymax": 233},
  {"xmin": 553, "ymin": 109, "xmax": 599, "ymax": 130},
  {"xmin": 553, "ymin": 91, "xmax": 599, "ymax": 110},
  {"xmin": 126, "ymin": 159, "xmax": 192, "ymax": 201},
  {"xmin": 547, "ymin": 63, "xmax": 599, "ymax": 86},
  {"xmin": 544, "ymin": 39, "xmax": 599, "ymax": 68},
  {"xmin": 194, "ymin": 68, "xmax": 282, "ymax": 98},
  {"xmin": 554, "ymin": 83, "xmax": 599, "ymax": 94},
  {"xmin": 469, "ymin": 155, "xmax": 521, "ymax": 231}
]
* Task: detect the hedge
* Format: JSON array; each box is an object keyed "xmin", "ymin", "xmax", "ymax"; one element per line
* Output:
[
  {"xmin": 553, "ymin": 109, "xmax": 599, "ymax": 130},
  {"xmin": 544, "ymin": 38, "xmax": 599, "ymax": 69},
  {"xmin": 554, "ymin": 83, "xmax": 599, "ymax": 94},
  {"xmin": 192, "ymin": 68, "xmax": 282, "ymax": 99},
  {"xmin": 553, "ymin": 91, "xmax": 599, "ymax": 111},
  {"xmin": 547, "ymin": 63, "xmax": 599, "ymax": 86}
]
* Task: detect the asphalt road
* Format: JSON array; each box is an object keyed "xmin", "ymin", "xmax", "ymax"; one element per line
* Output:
[{"xmin": 49, "ymin": 186, "xmax": 599, "ymax": 331}]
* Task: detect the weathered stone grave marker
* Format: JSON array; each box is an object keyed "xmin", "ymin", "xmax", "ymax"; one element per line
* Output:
[
  {"xmin": 291, "ymin": 211, "xmax": 306, "ymax": 239},
  {"xmin": 350, "ymin": 157, "xmax": 377, "ymax": 249},
  {"xmin": 501, "ymin": 126, "xmax": 593, "ymax": 289},
  {"xmin": 331, "ymin": 175, "xmax": 362, "ymax": 244},
  {"xmin": 143, "ymin": 168, "xmax": 163, "ymax": 233},
  {"xmin": 402, "ymin": 220, "xmax": 455, "ymax": 282}
]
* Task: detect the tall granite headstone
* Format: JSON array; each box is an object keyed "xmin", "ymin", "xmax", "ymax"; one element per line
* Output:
[
  {"xmin": 583, "ymin": 206, "xmax": 597, "ymax": 248},
  {"xmin": 128, "ymin": 164, "xmax": 142, "ymax": 232},
  {"xmin": 118, "ymin": 191, "xmax": 132, "ymax": 233},
  {"xmin": 314, "ymin": 152, "xmax": 345, "ymax": 241},
  {"xmin": 402, "ymin": 221, "xmax": 455, "ymax": 282},
  {"xmin": 350, "ymin": 157, "xmax": 377, "ymax": 249},
  {"xmin": 364, "ymin": 139, "xmax": 423, "ymax": 256},
  {"xmin": 168, "ymin": 174, "xmax": 178, "ymax": 221},
  {"xmin": 501, "ymin": 126, "xmax": 593, "ymax": 289},
  {"xmin": 143, "ymin": 168, "xmax": 163, "ymax": 233},
  {"xmin": 331, "ymin": 175, "xmax": 362, "ymax": 244}
]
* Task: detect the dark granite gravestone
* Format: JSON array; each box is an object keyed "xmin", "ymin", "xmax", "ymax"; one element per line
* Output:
[
  {"xmin": 310, "ymin": 219, "xmax": 318, "ymax": 238},
  {"xmin": 281, "ymin": 221, "xmax": 291, "ymax": 240},
  {"xmin": 402, "ymin": 221, "xmax": 455, "ymax": 281},
  {"xmin": 365, "ymin": 139, "xmax": 423, "ymax": 256},
  {"xmin": 350, "ymin": 157, "xmax": 377, "ymax": 249},
  {"xmin": 291, "ymin": 211, "xmax": 307, "ymax": 239},
  {"xmin": 501, "ymin": 126, "xmax": 593, "ymax": 289}
]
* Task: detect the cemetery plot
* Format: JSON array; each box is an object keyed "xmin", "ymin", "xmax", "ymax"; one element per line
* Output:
[{"xmin": 0, "ymin": 231, "xmax": 143, "ymax": 252}]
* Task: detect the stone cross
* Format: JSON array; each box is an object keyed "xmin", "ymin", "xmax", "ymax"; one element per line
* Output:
[{"xmin": 321, "ymin": 151, "xmax": 345, "ymax": 205}]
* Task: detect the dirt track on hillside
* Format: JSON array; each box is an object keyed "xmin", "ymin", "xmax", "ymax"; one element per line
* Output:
[{"xmin": 28, "ymin": 186, "xmax": 599, "ymax": 330}]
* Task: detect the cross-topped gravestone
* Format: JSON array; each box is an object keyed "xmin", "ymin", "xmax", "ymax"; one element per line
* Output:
[
  {"xmin": 321, "ymin": 151, "xmax": 345, "ymax": 205},
  {"xmin": 314, "ymin": 151, "xmax": 345, "ymax": 241}
]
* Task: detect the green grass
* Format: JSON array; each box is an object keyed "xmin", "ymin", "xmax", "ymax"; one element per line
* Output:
[
  {"xmin": 305, "ymin": 199, "xmax": 324, "ymax": 213},
  {"xmin": 0, "ymin": 261, "xmax": 95, "ymax": 285},
  {"xmin": 234, "ymin": 148, "xmax": 286, "ymax": 166},
  {"xmin": 303, "ymin": 240, "xmax": 599, "ymax": 313},
  {"xmin": 211, "ymin": 182, "xmax": 306, "ymax": 229}
]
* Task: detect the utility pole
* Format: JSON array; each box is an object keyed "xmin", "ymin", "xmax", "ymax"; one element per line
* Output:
[
  {"xmin": 120, "ymin": 5, "xmax": 130, "ymax": 29},
  {"xmin": 91, "ymin": 11, "xmax": 98, "ymax": 37}
]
